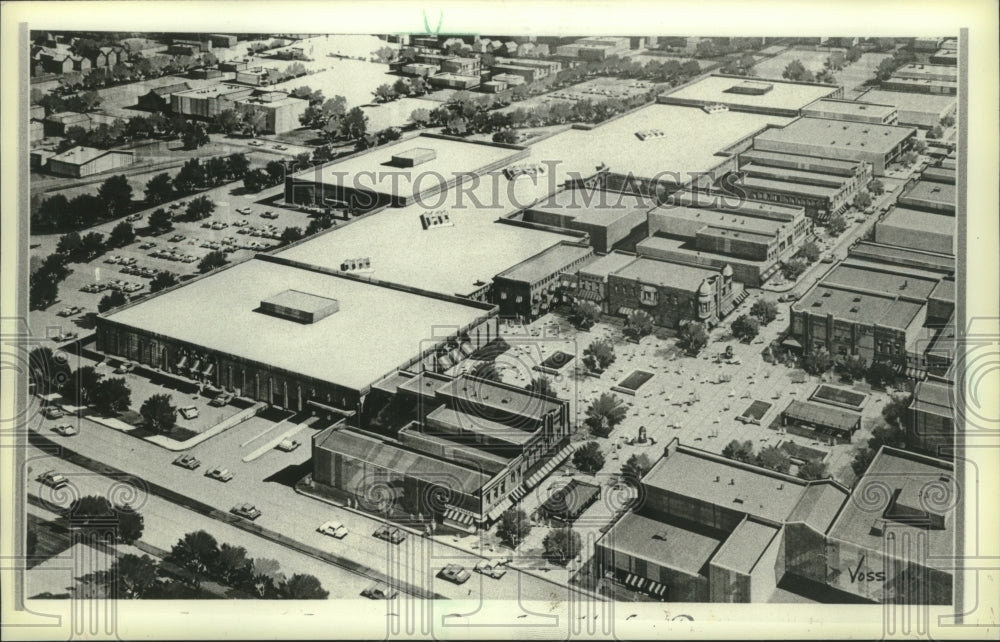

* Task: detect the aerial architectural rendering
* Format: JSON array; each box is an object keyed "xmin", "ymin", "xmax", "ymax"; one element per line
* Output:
[{"xmin": 4, "ymin": 18, "xmax": 993, "ymax": 641}]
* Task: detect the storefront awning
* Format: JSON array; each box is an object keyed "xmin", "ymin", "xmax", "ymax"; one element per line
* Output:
[
  {"xmin": 782, "ymin": 337, "xmax": 803, "ymax": 349},
  {"xmin": 459, "ymin": 342, "xmax": 475, "ymax": 357},
  {"xmin": 486, "ymin": 498, "xmax": 514, "ymax": 523},
  {"xmin": 443, "ymin": 507, "xmax": 476, "ymax": 526}
]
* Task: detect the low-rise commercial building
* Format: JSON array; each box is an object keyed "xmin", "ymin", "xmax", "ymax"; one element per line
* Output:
[
  {"xmin": 235, "ymin": 92, "xmax": 308, "ymax": 134},
  {"xmin": 892, "ymin": 64, "xmax": 957, "ymax": 84},
  {"xmin": 46, "ymin": 146, "xmax": 135, "ymax": 178},
  {"xmin": 788, "ymin": 259, "xmax": 954, "ymax": 376},
  {"xmin": 751, "ymin": 117, "xmax": 916, "ymax": 176},
  {"xmin": 801, "ymin": 99, "xmax": 898, "ymax": 125},
  {"xmin": 607, "ymin": 256, "xmax": 738, "ymax": 328},
  {"xmin": 875, "ymin": 208, "xmax": 955, "ymax": 255},
  {"xmin": 521, "ymin": 187, "xmax": 652, "ymax": 253},
  {"xmin": 908, "ymin": 378, "xmax": 954, "ymax": 458},
  {"xmin": 896, "ymin": 179, "xmax": 956, "ymax": 215},
  {"xmin": 136, "ymin": 82, "xmax": 192, "ymax": 112},
  {"xmin": 659, "ymin": 74, "xmax": 842, "ymax": 117},
  {"xmin": 171, "ymin": 84, "xmax": 256, "ymax": 119},
  {"xmin": 493, "ymin": 242, "xmax": 595, "ymax": 320},
  {"xmin": 96, "ymin": 255, "xmax": 498, "ymax": 417},
  {"xmin": 235, "ymin": 66, "xmax": 281, "ymax": 86}
]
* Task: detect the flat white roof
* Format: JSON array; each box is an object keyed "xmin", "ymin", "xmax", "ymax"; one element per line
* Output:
[
  {"xmin": 662, "ymin": 75, "xmax": 839, "ymax": 112},
  {"xmin": 103, "ymin": 258, "xmax": 490, "ymax": 391}
]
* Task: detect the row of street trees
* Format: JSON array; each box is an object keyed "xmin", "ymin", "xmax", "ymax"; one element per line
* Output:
[
  {"xmin": 730, "ymin": 299, "xmax": 779, "ymax": 343},
  {"xmin": 32, "ymin": 173, "xmax": 134, "ymax": 232},
  {"xmin": 722, "ymin": 439, "xmax": 829, "ymax": 480}
]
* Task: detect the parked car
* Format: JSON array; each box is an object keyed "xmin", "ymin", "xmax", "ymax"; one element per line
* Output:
[
  {"xmin": 438, "ymin": 564, "xmax": 471, "ymax": 584},
  {"xmin": 474, "ymin": 559, "xmax": 508, "ymax": 579},
  {"xmin": 173, "ymin": 454, "xmax": 201, "ymax": 470},
  {"xmin": 821, "ymin": 255, "xmax": 835, "ymax": 264},
  {"xmin": 373, "ymin": 525, "xmax": 406, "ymax": 544},
  {"xmin": 779, "ymin": 292, "xmax": 800, "ymax": 303},
  {"xmin": 115, "ymin": 361, "xmax": 136, "ymax": 374},
  {"xmin": 274, "ymin": 144, "xmax": 287, "ymax": 151},
  {"xmin": 361, "ymin": 581, "xmax": 398, "ymax": 600},
  {"xmin": 37, "ymin": 470, "xmax": 69, "ymax": 489},
  {"xmin": 248, "ymin": 140, "xmax": 264, "ymax": 147},
  {"xmin": 57, "ymin": 331, "xmax": 79, "ymax": 342},
  {"xmin": 105, "ymin": 255, "xmax": 123, "ymax": 264},
  {"xmin": 236, "ymin": 207, "xmax": 252, "ymax": 215},
  {"xmin": 53, "ymin": 423, "xmax": 78, "ymax": 436},
  {"xmin": 205, "ymin": 467, "xmax": 233, "ymax": 482},
  {"xmin": 179, "ymin": 406, "xmax": 199, "ymax": 420},
  {"xmin": 42, "ymin": 406, "xmax": 64, "ymax": 420},
  {"xmin": 276, "ymin": 438, "xmax": 300, "ymax": 452},
  {"xmin": 260, "ymin": 211, "xmax": 278, "ymax": 219},
  {"xmin": 317, "ymin": 520, "xmax": 348, "ymax": 539},
  {"xmin": 210, "ymin": 391, "xmax": 234, "ymax": 407},
  {"xmin": 230, "ymin": 503, "xmax": 261, "ymax": 520}
]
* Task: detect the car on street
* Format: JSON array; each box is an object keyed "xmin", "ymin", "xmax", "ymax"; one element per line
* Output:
[
  {"xmin": 53, "ymin": 423, "xmax": 78, "ymax": 436},
  {"xmin": 58, "ymin": 306, "xmax": 83, "ymax": 317},
  {"xmin": 274, "ymin": 144, "xmax": 288, "ymax": 151},
  {"xmin": 438, "ymin": 564, "xmax": 471, "ymax": 584},
  {"xmin": 115, "ymin": 361, "xmax": 136, "ymax": 374},
  {"xmin": 474, "ymin": 560, "xmax": 507, "ymax": 579},
  {"xmin": 179, "ymin": 406, "xmax": 199, "ymax": 420},
  {"xmin": 42, "ymin": 406, "xmax": 64, "ymax": 420},
  {"xmin": 206, "ymin": 467, "xmax": 234, "ymax": 482},
  {"xmin": 173, "ymin": 454, "xmax": 201, "ymax": 470},
  {"xmin": 373, "ymin": 525, "xmax": 406, "ymax": 544},
  {"xmin": 53, "ymin": 331, "xmax": 79, "ymax": 342},
  {"xmin": 361, "ymin": 581, "xmax": 398, "ymax": 600},
  {"xmin": 276, "ymin": 438, "xmax": 300, "ymax": 452},
  {"xmin": 821, "ymin": 255, "xmax": 835, "ymax": 264},
  {"xmin": 230, "ymin": 503, "xmax": 262, "ymax": 520},
  {"xmin": 126, "ymin": 213, "xmax": 142, "ymax": 222},
  {"xmin": 210, "ymin": 391, "xmax": 234, "ymax": 407},
  {"xmin": 37, "ymin": 470, "xmax": 69, "ymax": 489},
  {"xmin": 779, "ymin": 292, "xmax": 800, "ymax": 303},
  {"xmin": 248, "ymin": 140, "xmax": 264, "ymax": 147},
  {"xmin": 317, "ymin": 520, "xmax": 349, "ymax": 539}
]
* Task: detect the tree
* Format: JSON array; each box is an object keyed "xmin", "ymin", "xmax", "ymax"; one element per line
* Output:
[
  {"xmin": 926, "ymin": 126, "xmax": 943, "ymax": 140},
  {"xmin": 115, "ymin": 502, "xmax": 145, "ymax": 545},
  {"xmin": 91, "ymin": 377, "xmax": 131, "ymax": 415},
  {"xmin": 98, "ymin": 290, "xmax": 128, "ymax": 313},
  {"xmin": 836, "ymin": 353, "xmax": 868, "ymax": 381},
  {"xmin": 109, "ymin": 554, "xmax": 160, "ymax": 599},
  {"xmin": 242, "ymin": 169, "xmax": 272, "ymax": 193},
  {"xmin": 782, "ymin": 59, "xmax": 814, "ymax": 82},
  {"xmin": 62, "ymin": 366, "xmax": 102, "ymax": 406},
  {"xmin": 756, "ymin": 445, "xmax": 791, "ymax": 473},
  {"xmin": 181, "ymin": 121, "xmax": 209, "ymax": 149},
  {"xmin": 144, "ymin": 173, "xmax": 174, "ymax": 205},
  {"xmin": 213, "ymin": 109, "xmax": 243, "ymax": 134},
  {"xmin": 899, "ymin": 151, "xmax": 919, "ymax": 166},
  {"xmin": 280, "ymin": 574, "xmax": 328, "ymax": 599},
  {"xmin": 570, "ymin": 300, "xmax": 602, "ymax": 330},
  {"xmin": 311, "ymin": 145, "xmax": 335, "ymax": 164},
  {"xmin": 573, "ymin": 441, "xmax": 606, "ymax": 474},
  {"xmin": 149, "ymin": 271, "xmax": 178, "ymax": 293},
  {"xmin": 28, "ymin": 347, "xmax": 72, "ymax": 397},
  {"xmin": 625, "ymin": 309, "xmax": 655, "ymax": 341},
  {"xmin": 280, "ymin": 226, "xmax": 304, "ymax": 245},
  {"xmin": 782, "ymin": 258, "xmax": 809, "ymax": 281},
  {"xmin": 204, "ymin": 156, "xmax": 230, "ymax": 185},
  {"xmin": 247, "ymin": 558, "xmax": 286, "ymax": 599},
  {"xmin": 852, "ymin": 191, "xmax": 872, "ymax": 211},
  {"xmin": 750, "ymin": 299, "xmax": 778, "ymax": 325},
  {"xmin": 542, "ymin": 528, "xmax": 581, "ymax": 565},
  {"xmin": 800, "ymin": 241, "xmax": 821, "ymax": 263},
  {"xmin": 677, "ymin": 321, "xmax": 709, "ymax": 355},
  {"xmin": 866, "ymin": 360, "xmax": 898, "ymax": 389},
  {"xmin": 469, "ymin": 361, "xmax": 502, "ymax": 382},
  {"xmin": 305, "ymin": 213, "xmax": 336, "ymax": 235},
  {"xmin": 496, "ymin": 509, "xmax": 532, "ymax": 548},
  {"xmin": 57, "ymin": 232, "xmax": 83, "ymax": 257},
  {"xmin": 911, "ymin": 138, "xmax": 927, "ymax": 154},
  {"xmin": 722, "ymin": 439, "xmax": 755, "ymax": 463},
  {"xmin": 583, "ymin": 338, "xmax": 615, "ymax": 372},
  {"xmin": 940, "ymin": 114, "xmax": 955, "ymax": 128},
  {"xmin": 798, "ymin": 460, "xmax": 829, "ymax": 481},
  {"xmin": 621, "ymin": 453, "xmax": 652, "ymax": 482},
  {"xmin": 140, "ymin": 393, "xmax": 177, "ymax": 433},
  {"xmin": 828, "ymin": 214, "xmax": 849, "ymax": 236},
  {"xmin": 882, "ymin": 393, "xmax": 914, "ymax": 431},
  {"xmin": 409, "ymin": 108, "xmax": 431, "ymax": 128},
  {"xmin": 341, "ymin": 106, "xmax": 368, "ymax": 140},
  {"xmin": 198, "ymin": 251, "xmax": 228, "ymax": 273},
  {"xmin": 242, "ymin": 110, "xmax": 267, "ymax": 138},
  {"xmin": 526, "ymin": 376, "xmax": 555, "ymax": 398},
  {"xmin": 851, "ymin": 421, "xmax": 907, "ymax": 476},
  {"xmin": 166, "ymin": 531, "xmax": 220, "ymax": 588},
  {"xmin": 803, "ymin": 347, "xmax": 834, "ymax": 375},
  {"xmin": 108, "ymin": 221, "xmax": 135, "ymax": 248},
  {"xmin": 97, "ymin": 175, "xmax": 133, "ymax": 217},
  {"xmin": 148, "ymin": 208, "xmax": 173, "ymax": 232},
  {"xmin": 444, "ymin": 115, "xmax": 469, "ymax": 137},
  {"xmin": 174, "ymin": 159, "xmax": 205, "ymax": 193},
  {"xmin": 216, "ymin": 543, "xmax": 253, "ymax": 588},
  {"xmin": 78, "ymin": 232, "xmax": 107, "ymax": 261},
  {"xmin": 185, "ymin": 195, "xmax": 216, "ymax": 220},
  {"xmin": 730, "ymin": 314, "xmax": 761, "ymax": 343},
  {"xmin": 30, "ymin": 277, "xmax": 59, "ymax": 311},
  {"xmin": 373, "ymin": 83, "xmax": 397, "ymax": 103},
  {"xmin": 584, "ymin": 393, "xmax": 627, "ymax": 437},
  {"xmin": 227, "ymin": 152, "xmax": 250, "ymax": 179}
]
